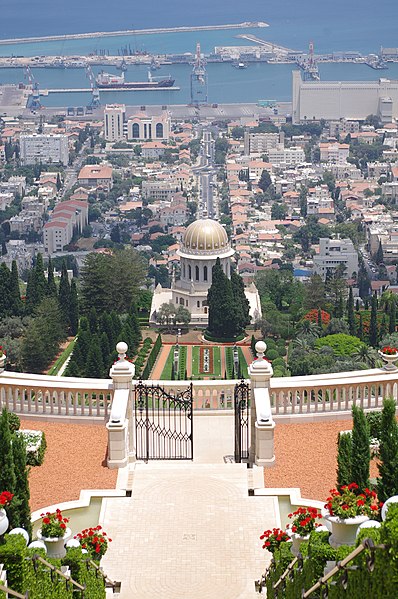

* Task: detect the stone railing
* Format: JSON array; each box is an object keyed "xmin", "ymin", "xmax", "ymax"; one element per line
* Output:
[
  {"xmin": 1, "ymin": 368, "xmax": 398, "ymax": 418},
  {"xmin": 0, "ymin": 371, "xmax": 112, "ymax": 419}
]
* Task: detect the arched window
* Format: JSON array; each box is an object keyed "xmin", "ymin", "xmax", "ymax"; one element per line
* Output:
[
  {"xmin": 132, "ymin": 123, "xmax": 139, "ymax": 138},
  {"xmin": 188, "ymin": 265, "xmax": 192, "ymax": 279},
  {"xmin": 195, "ymin": 265, "xmax": 199, "ymax": 281},
  {"xmin": 203, "ymin": 265, "xmax": 208, "ymax": 281},
  {"xmin": 156, "ymin": 122, "xmax": 164, "ymax": 138}
]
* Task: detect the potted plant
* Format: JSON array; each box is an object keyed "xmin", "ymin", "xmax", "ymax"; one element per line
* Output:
[
  {"xmin": 324, "ymin": 483, "xmax": 382, "ymax": 547},
  {"xmin": 378, "ymin": 346, "xmax": 398, "ymax": 371},
  {"xmin": 37, "ymin": 509, "xmax": 71, "ymax": 558},
  {"xmin": 74, "ymin": 525, "xmax": 112, "ymax": 560},
  {"xmin": 259, "ymin": 527, "xmax": 290, "ymax": 554},
  {"xmin": 286, "ymin": 506, "xmax": 323, "ymax": 555},
  {"xmin": 0, "ymin": 346, "xmax": 6, "ymax": 373},
  {"xmin": 0, "ymin": 491, "xmax": 14, "ymax": 536}
]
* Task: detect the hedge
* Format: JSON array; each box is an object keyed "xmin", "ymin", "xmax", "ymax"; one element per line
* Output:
[
  {"xmin": 265, "ymin": 504, "xmax": 398, "ymax": 599},
  {"xmin": 141, "ymin": 334, "xmax": 162, "ymax": 380},
  {"xmin": 16, "ymin": 429, "xmax": 47, "ymax": 467},
  {"xmin": 0, "ymin": 534, "xmax": 105, "ymax": 598}
]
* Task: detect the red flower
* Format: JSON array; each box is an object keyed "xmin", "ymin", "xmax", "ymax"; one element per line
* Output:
[{"xmin": 43, "ymin": 517, "xmax": 50, "ymax": 524}]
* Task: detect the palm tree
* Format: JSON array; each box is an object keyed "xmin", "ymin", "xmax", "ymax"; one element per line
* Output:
[
  {"xmin": 296, "ymin": 319, "xmax": 320, "ymax": 338},
  {"xmin": 353, "ymin": 345, "xmax": 379, "ymax": 368}
]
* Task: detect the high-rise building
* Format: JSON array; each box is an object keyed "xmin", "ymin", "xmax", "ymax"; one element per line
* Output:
[
  {"xmin": 104, "ymin": 104, "xmax": 126, "ymax": 142},
  {"xmin": 20, "ymin": 134, "xmax": 69, "ymax": 166}
]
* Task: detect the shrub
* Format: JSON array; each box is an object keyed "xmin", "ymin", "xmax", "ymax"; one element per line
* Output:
[
  {"xmin": 337, "ymin": 431, "xmax": 352, "ymax": 489},
  {"xmin": 366, "ymin": 410, "xmax": 383, "ymax": 440},
  {"xmin": 315, "ymin": 333, "xmax": 365, "ymax": 356},
  {"xmin": 8, "ymin": 412, "xmax": 20, "ymax": 433},
  {"xmin": 265, "ymin": 349, "xmax": 279, "ymax": 361},
  {"xmin": 16, "ymin": 430, "xmax": 47, "ymax": 467}
]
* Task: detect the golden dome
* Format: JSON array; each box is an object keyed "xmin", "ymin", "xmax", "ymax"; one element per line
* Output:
[{"xmin": 182, "ymin": 219, "xmax": 229, "ymax": 254}]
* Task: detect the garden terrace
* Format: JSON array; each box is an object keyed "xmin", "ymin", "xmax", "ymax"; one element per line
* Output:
[{"xmin": 1, "ymin": 367, "xmax": 398, "ymax": 418}]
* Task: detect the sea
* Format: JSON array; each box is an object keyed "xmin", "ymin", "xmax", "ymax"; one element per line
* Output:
[{"xmin": 1, "ymin": 0, "xmax": 398, "ymax": 106}]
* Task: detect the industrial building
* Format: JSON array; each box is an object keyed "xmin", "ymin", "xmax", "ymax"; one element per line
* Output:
[{"xmin": 292, "ymin": 71, "xmax": 398, "ymax": 124}]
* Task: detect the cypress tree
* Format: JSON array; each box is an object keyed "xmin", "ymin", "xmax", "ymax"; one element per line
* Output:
[
  {"xmin": 369, "ymin": 293, "xmax": 378, "ymax": 347},
  {"xmin": 86, "ymin": 336, "xmax": 105, "ymax": 378},
  {"xmin": 58, "ymin": 260, "xmax": 71, "ymax": 330},
  {"xmin": 335, "ymin": 291, "xmax": 344, "ymax": 318},
  {"xmin": 100, "ymin": 313, "xmax": 116, "ymax": 350},
  {"xmin": 230, "ymin": 270, "xmax": 250, "ymax": 333},
  {"xmin": 389, "ymin": 299, "xmax": 396, "ymax": 334},
  {"xmin": 69, "ymin": 279, "xmax": 79, "ymax": 336},
  {"xmin": 364, "ymin": 298, "xmax": 369, "ymax": 310},
  {"xmin": 9, "ymin": 260, "xmax": 23, "ymax": 316},
  {"xmin": 347, "ymin": 287, "xmax": 356, "ymax": 335},
  {"xmin": 356, "ymin": 299, "xmax": 360, "ymax": 312},
  {"xmin": 79, "ymin": 316, "xmax": 89, "ymax": 331},
  {"xmin": 380, "ymin": 314, "xmax": 388, "ymax": 339},
  {"xmin": 0, "ymin": 409, "xmax": 16, "ymax": 495},
  {"xmin": 56, "ymin": 172, "xmax": 62, "ymax": 191},
  {"xmin": 378, "ymin": 397, "xmax": 398, "ymax": 503},
  {"xmin": 351, "ymin": 405, "xmax": 370, "ymax": 491},
  {"xmin": 317, "ymin": 307, "xmax": 322, "ymax": 330},
  {"xmin": 111, "ymin": 311, "xmax": 122, "ymax": 340},
  {"xmin": 12, "ymin": 433, "xmax": 32, "ymax": 537},
  {"xmin": 88, "ymin": 307, "xmax": 98, "ymax": 334},
  {"xmin": 47, "ymin": 256, "xmax": 57, "ymax": 297},
  {"xmin": 100, "ymin": 331, "xmax": 111, "ymax": 373},
  {"xmin": 337, "ymin": 431, "xmax": 352, "ymax": 490},
  {"xmin": 65, "ymin": 359, "xmax": 81, "ymax": 377},
  {"xmin": 358, "ymin": 312, "xmax": 364, "ymax": 342},
  {"xmin": 34, "ymin": 253, "xmax": 48, "ymax": 303},
  {"xmin": 207, "ymin": 258, "xmax": 238, "ymax": 338},
  {"xmin": 375, "ymin": 240, "xmax": 384, "ymax": 265},
  {"xmin": 25, "ymin": 268, "xmax": 38, "ymax": 314},
  {"xmin": 0, "ymin": 262, "xmax": 11, "ymax": 317}
]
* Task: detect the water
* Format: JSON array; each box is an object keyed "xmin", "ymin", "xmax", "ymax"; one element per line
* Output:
[{"xmin": 1, "ymin": 0, "xmax": 398, "ymax": 105}]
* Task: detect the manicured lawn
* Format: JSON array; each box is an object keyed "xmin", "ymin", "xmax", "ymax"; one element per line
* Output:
[
  {"xmin": 48, "ymin": 338, "xmax": 76, "ymax": 376},
  {"xmin": 191, "ymin": 346, "xmax": 222, "ymax": 379},
  {"xmin": 160, "ymin": 346, "xmax": 175, "ymax": 380},
  {"xmin": 238, "ymin": 347, "xmax": 249, "ymax": 379}
]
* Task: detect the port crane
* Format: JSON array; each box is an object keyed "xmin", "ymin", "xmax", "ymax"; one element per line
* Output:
[
  {"xmin": 85, "ymin": 65, "xmax": 101, "ymax": 110},
  {"xmin": 190, "ymin": 42, "xmax": 208, "ymax": 105},
  {"xmin": 296, "ymin": 41, "xmax": 320, "ymax": 81},
  {"xmin": 24, "ymin": 66, "xmax": 42, "ymax": 110}
]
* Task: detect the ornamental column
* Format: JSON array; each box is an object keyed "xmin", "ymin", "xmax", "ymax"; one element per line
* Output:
[
  {"xmin": 249, "ymin": 341, "xmax": 276, "ymax": 467},
  {"xmin": 107, "ymin": 342, "xmax": 135, "ymax": 468}
]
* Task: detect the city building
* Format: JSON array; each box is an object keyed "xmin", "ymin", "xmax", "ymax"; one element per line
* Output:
[
  {"xmin": 267, "ymin": 145, "xmax": 305, "ymax": 167},
  {"xmin": 103, "ymin": 104, "xmax": 126, "ymax": 142},
  {"xmin": 77, "ymin": 165, "xmax": 113, "ymax": 191},
  {"xmin": 292, "ymin": 70, "xmax": 398, "ymax": 124},
  {"xmin": 20, "ymin": 134, "xmax": 69, "ymax": 166},
  {"xmin": 244, "ymin": 131, "xmax": 280, "ymax": 155},
  {"xmin": 150, "ymin": 218, "xmax": 261, "ymax": 326},
  {"xmin": 126, "ymin": 110, "xmax": 171, "ymax": 142},
  {"xmin": 319, "ymin": 142, "xmax": 350, "ymax": 164},
  {"xmin": 43, "ymin": 199, "xmax": 88, "ymax": 254},
  {"xmin": 313, "ymin": 237, "xmax": 359, "ymax": 280}
]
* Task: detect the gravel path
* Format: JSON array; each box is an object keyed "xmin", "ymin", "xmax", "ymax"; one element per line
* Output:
[
  {"xmin": 264, "ymin": 419, "xmax": 379, "ymax": 502},
  {"xmin": 22, "ymin": 420, "xmax": 117, "ymax": 512}
]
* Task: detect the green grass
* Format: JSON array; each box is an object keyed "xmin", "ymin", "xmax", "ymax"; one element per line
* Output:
[
  {"xmin": 191, "ymin": 346, "xmax": 200, "ymax": 377},
  {"xmin": 238, "ymin": 347, "xmax": 249, "ymax": 379},
  {"xmin": 160, "ymin": 346, "xmax": 175, "ymax": 380},
  {"xmin": 48, "ymin": 338, "xmax": 76, "ymax": 376},
  {"xmin": 225, "ymin": 347, "xmax": 235, "ymax": 379}
]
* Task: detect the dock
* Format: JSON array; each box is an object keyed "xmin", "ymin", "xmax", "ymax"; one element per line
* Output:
[{"xmin": 42, "ymin": 86, "xmax": 180, "ymax": 94}]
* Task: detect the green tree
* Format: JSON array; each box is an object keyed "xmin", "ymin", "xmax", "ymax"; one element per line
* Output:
[
  {"xmin": 86, "ymin": 336, "xmax": 105, "ymax": 378},
  {"xmin": 378, "ymin": 397, "xmax": 398, "ymax": 503},
  {"xmin": 12, "ymin": 433, "xmax": 32, "ymax": 537},
  {"xmin": 258, "ymin": 169, "xmax": 272, "ymax": 193},
  {"xmin": 347, "ymin": 287, "xmax": 356, "ymax": 335},
  {"xmin": 9, "ymin": 261, "xmax": 23, "ymax": 316},
  {"xmin": 34, "ymin": 253, "xmax": 48, "ymax": 303},
  {"xmin": 375, "ymin": 241, "xmax": 384, "ymax": 265},
  {"xmin": 207, "ymin": 258, "xmax": 239, "ymax": 338},
  {"xmin": 69, "ymin": 279, "xmax": 79, "ymax": 336},
  {"xmin": 0, "ymin": 262, "xmax": 11, "ymax": 317},
  {"xmin": 351, "ymin": 405, "xmax": 370, "ymax": 491},
  {"xmin": 389, "ymin": 299, "xmax": 396, "ymax": 334},
  {"xmin": 88, "ymin": 307, "xmax": 98, "ymax": 334},
  {"xmin": 369, "ymin": 293, "xmax": 378, "ymax": 347},
  {"xmin": 47, "ymin": 256, "xmax": 57, "ymax": 297},
  {"xmin": 358, "ymin": 312, "xmax": 364, "ymax": 341},
  {"xmin": 303, "ymin": 274, "xmax": 326, "ymax": 310},
  {"xmin": 231, "ymin": 270, "xmax": 250, "ymax": 333},
  {"xmin": 58, "ymin": 260, "xmax": 71, "ymax": 330},
  {"xmin": 337, "ymin": 431, "xmax": 352, "ymax": 490},
  {"xmin": 0, "ymin": 408, "xmax": 16, "ymax": 496}
]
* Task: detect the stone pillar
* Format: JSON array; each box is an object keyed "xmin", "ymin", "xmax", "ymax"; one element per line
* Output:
[
  {"xmin": 106, "ymin": 342, "xmax": 135, "ymax": 469},
  {"xmin": 249, "ymin": 341, "xmax": 276, "ymax": 467}
]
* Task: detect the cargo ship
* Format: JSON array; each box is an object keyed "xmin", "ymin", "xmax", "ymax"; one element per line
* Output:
[{"xmin": 96, "ymin": 70, "xmax": 175, "ymax": 89}]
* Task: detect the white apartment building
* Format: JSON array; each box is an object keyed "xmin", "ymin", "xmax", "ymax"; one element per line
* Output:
[
  {"xmin": 104, "ymin": 104, "xmax": 126, "ymax": 142},
  {"xmin": 313, "ymin": 237, "xmax": 358, "ymax": 280},
  {"xmin": 20, "ymin": 134, "xmax": 69, "ymax": 166},
  {"xmin": 142, "ymin": 179, "xmax": 179, "ymax": 200},
  {"xmin": 293, "ymin": 70, "xmax": 398, "ymax": 124},
  {"xmin": 267, "ymin": 145, "xmax": 305, "ymax": 167},
  {"xmin": 0, "ymin": 192, "xmax": 14, "ymax": 210},
  {"xmin": 243, "ymin": 131, "xmax": 280, "ymax": 155},
  {"xmin": 329, "ymin": 119, "xmax": 360, "ymax": 137},
  {"xmin": 0, "ymin": 176, "xmax": 26, "ymax": 197},
  {"xmin": 319, "ymin": 142, "xmax": 350, "ymax": 164}
]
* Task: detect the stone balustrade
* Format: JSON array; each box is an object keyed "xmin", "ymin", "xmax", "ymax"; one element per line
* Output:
[{"xmin": 1, "ymin": 369, "xmax": 398, "ymax": 419}]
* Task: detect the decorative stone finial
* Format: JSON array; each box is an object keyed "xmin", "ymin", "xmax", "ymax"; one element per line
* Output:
[
  {"xmin": 255, "ymin": 341, "xmax": 267, "ymax": 359},
  {"xmin": 116, "ymin": 342, "xmax": 128, "ymax": 361}
]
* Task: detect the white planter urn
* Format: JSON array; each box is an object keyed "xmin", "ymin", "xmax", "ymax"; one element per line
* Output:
[
  {"xmin": 324, "ymin": 515, "xmax": 369, "ymax": 548},
  {"xmin": 378, "ymin": 351, "xmax": 398, "ymax": 371},
  {"xmin": 0, "ymin": 509, "xmax": 9, "ymax": 536},
  {"xmin": 290, "ymin": 532, "xmax": 310, "ymax": 556},
  {"xmin": 0, "ymin": 355, "xmax": 5, "ymax": 374},
  {"xmin": 36, "ymin": 527, "xmax": 71, "ymax": 559}
]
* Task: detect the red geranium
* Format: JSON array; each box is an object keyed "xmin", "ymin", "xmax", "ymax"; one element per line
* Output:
[
  {"xmin": 325, "ymin": 483, "xmax": 383, "ymax": 519},
  {"xmin": 259, "ymin": 528, "xmax": 290, "ymax": 553},
  {"xmin": 286, "ymin": 506, "xmax": 322, "ymax": 536},
  {"xmin": 74, "ymin": 525, "xmax": 112, "ymax": 560},
  {"xmin": 381, "ymin": 346, "xmax": 398, "ymax": 355},
  {"xmin": 40, "ymin": 509, "xmax": 70, "ymax": 538},
  {"xmin": 0, "ymin": 491, "xmax": 14, "ymax": 507}
]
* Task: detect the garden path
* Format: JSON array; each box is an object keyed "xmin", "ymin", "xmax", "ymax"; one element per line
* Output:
[
  {"xmin": 101, "ymin": 462, "xmax": 275, "ymax": 599},
  {"xmin": 186, "ymin": 344, "xmax": 193, "ymax": 378},
  {"xmin": 150, "ymin": 345, "xmax": 170, "ymax": 380}
]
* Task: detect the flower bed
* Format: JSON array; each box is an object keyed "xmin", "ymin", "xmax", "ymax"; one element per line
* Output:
[{"xmin": 16, "ymin": 429, "xmax": 47, "ymax": 467}]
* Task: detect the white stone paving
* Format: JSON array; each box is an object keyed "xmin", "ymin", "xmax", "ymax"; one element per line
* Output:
[{"xmin": 101, "ymin": 462, "xmax": 276, "ymax": 598}]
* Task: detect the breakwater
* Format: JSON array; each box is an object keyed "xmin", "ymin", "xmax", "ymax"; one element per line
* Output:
[{"xmin": 0, "ymin": 22, "xmax": 268, "ymax": 46}]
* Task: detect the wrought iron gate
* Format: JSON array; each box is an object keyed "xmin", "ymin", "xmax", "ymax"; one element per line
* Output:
[
  {"xmin": 134, "ymin": 382, "xmax": 193, "ymax": 461},
  {"xmin": 234, "ymin": 380, "xmax": 250, "ymax": 463}
]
